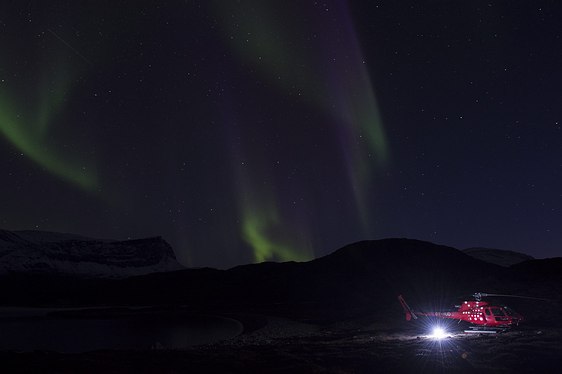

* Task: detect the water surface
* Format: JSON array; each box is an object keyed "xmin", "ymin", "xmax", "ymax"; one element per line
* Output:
[{"xmin": 0, "ymin": 309, "xmax": 243, "ymax": 353}]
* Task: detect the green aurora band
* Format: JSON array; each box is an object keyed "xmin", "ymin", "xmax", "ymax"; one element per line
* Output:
[
  {"xmin": 214, "ymin": 1, "xmax": 389, "ymax": 261},
  {"xmin": 214, "ymin": 1, "xmax": 388, "ymax": 161},
  {"xmin": 242, "ymin": 202, "xmax": 312, "ymax": 263},
  {"xmin": 232, "ymin": 145, "xmax": 313, "ymax": 263},
  {"xmin": 0, "ymin": 45, "xmax": 97, "ymax": 192}
]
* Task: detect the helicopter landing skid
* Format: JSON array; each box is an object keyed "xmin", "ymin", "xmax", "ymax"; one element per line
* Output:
[{"xmin": 464, "ymin": 326, "xmax": 509, "ymax": 334}]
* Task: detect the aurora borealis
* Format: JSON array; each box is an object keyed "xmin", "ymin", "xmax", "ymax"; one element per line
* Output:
[
  {"xmin": 216, "ymin": 0, "xmax": 387, "ymax": 261},
  {"xmin": 0, "ymin": 44, "xmax": 97, "ymax": 191},
  {"xmin": 1, "ymin": 0, "xmax": 561, "ymax": 267}
]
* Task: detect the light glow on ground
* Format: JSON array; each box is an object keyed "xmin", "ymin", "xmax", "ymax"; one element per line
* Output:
[{"xmin": 430, "ymin": 326, "xmax": 448, "ymax": 340}]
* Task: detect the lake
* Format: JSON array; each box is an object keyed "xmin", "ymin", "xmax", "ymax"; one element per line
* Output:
[{"xmin": 0, "ymin": 308, "xmax": 243, "ymax": 353}]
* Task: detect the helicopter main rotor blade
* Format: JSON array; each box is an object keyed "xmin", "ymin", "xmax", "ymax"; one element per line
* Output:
[{"xmin": 474, "ymin": 292, "xmax": 550, "ymax": 301}]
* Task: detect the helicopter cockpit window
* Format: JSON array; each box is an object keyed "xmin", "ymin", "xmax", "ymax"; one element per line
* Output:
[
  {"xmin": 503, "ymin": 307, "xmax": 515, "ymax": 316},
  {"xmin": 491, "ymin": 308, "xmax": 505, "ymax": 317}
]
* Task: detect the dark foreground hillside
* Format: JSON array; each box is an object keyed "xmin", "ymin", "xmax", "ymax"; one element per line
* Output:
[{"xmin": 1, "ymin": 239, "xmax": 561, "ymax": 372}]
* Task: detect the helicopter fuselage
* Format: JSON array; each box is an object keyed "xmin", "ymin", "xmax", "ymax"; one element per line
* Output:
[
  {"xmin": 419, "ymin": 300, "xmax": 523, "ymax": 327},
  {"xmin": 398, "ymin": 295, "xmax": 524, "ymax": 328}
]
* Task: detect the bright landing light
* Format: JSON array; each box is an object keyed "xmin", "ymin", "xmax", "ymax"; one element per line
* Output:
[{"xmin": 431, "ymin": 326, "xmax": 448, "ymax": 340}]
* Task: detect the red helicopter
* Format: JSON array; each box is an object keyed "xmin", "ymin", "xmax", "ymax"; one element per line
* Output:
[{"xmin": 398, "ymin": 293, "xmax": 529, "ymax": 333}]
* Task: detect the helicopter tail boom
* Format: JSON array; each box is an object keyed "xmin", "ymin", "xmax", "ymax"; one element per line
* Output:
[{"xmin": 398, "ymin": 295, "xmax": 418, "ymax": 321}]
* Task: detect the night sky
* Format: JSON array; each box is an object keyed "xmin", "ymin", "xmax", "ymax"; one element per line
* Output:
[{"xmin": 1, "ymin": 0, "xmax": 560, "ymax": 268}]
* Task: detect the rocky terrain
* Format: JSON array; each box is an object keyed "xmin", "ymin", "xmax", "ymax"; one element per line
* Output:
[{"xmin": 1, "ymin": 316, "xmax": 561, "ymax": 373}]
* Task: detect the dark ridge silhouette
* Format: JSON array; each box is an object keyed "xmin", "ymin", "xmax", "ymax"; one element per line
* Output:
[
  {"xmin": 0, "ymin": 238, "xmax": 516, "ymax": 320},
  {"xmin": 1, "ymin": 236, "xmax": 560, "ymax": 323},
  {"xmin": 13, "ymin": 230, "xmax": 99, "ymax": 243},
  {"xmin": 464, "ymin": 247, "xmax": 534, "ymax": 267}
]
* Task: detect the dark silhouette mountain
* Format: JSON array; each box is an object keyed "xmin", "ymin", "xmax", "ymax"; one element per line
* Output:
[
  {"xmin": 0, "ymin": 238, "xmax": 504, "ymax": 317},
  {"xmin": 463, "ymin": 247, "xmax": 534, "ymax": 267},
  {"xmin": 1, "ymin": 236, "xmax": 560, "ymax": 323}
]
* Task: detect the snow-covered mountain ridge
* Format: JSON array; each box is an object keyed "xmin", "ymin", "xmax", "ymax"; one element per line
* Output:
[{"xmin": 0, "ymin": 229, "xmax": 184, "ymax": 278}]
